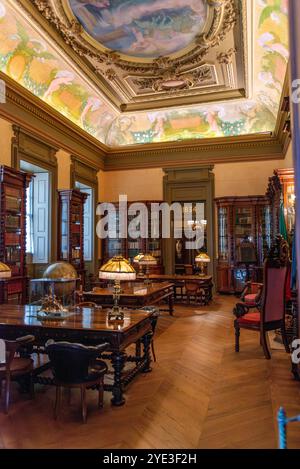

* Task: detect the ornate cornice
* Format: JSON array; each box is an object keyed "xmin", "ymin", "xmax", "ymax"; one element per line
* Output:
[
  {"xmin": 104, "ymin": 134, "xmax": 286, "ymax": 171},
  {"xmin": 0, "ymin": 69, "xmax": 290, "ymax": 173},
  {"xmin": 0, "ymin": 71, "xmax": 106, "ymax": 170}
]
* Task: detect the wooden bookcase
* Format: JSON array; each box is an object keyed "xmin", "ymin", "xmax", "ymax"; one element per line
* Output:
[
  {"xmin": 215, "ymin": 196, "xmax": 271, "ymax": 293},
  {"xmin": 277, "ymin": 168, "xmax": 295, "ymax": 236},
  {"xmin": 57, "ymin": 189, "xmax": 88, "ymax": 284},
  {"xmin": 100, "ymin": 200, "xmax": 163, "ymax": 273},
  {"xmin": 0, "ymin": 165, "xmax": 32, "ymax": 304}
]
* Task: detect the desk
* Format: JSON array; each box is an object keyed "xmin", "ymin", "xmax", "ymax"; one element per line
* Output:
[
  {"xmin": 0, "ymin": 304, "xmax": 153, "ymax": 406},
  {"xmin": 146, "ymin": 275, "xmax": 213, "ymax": 304},
  {"xmin": 79, "ymin": 282, "xmax": 174, "ymax": 315}
]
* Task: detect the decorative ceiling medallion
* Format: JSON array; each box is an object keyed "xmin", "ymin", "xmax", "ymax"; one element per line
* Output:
[
  {"xmin": 68, "ymin": 0, "xmax": 209, "ymax": 59},
  {"xmin": 31, "ymin": 0, "xmax": 236, "ymax": 80}
]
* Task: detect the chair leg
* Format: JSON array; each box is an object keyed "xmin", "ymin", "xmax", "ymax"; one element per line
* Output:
[
  {"xmin": 261, "ymin": 330, "xmax": 271, "ymax": 359},
  {"xmin": 81, "ymin": 386, "xmax": 87, "ymax": 423},
  {"xmin": 151, "ymin": 340, "xmax": 157, "ymax": 362},
  {"xmin": 4, "ymin": 375, "xmax": 11, "ymax": 414},
  {"xmin": 98, "ymin": 380, "xmax": 104, "ymax": 409},
  {"xmin": 54, "ymin": 386, "xmax": 61, "ymax": 420},
  {"xmin": 281, "ymin": 324, "xmax": 290, "ymax": 354},
  {"xmin": 234, "ymin": 319, "xmax": 240, "ymax": 352}
]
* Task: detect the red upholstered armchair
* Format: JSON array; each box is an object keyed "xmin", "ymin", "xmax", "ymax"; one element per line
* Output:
[
  {"xmin": 233, "ymin": 235, "xmax": 290, "ymax": 359},
  {"xmin": 240, "ymin": 281, "xmax": 263, "ymax": 308}
]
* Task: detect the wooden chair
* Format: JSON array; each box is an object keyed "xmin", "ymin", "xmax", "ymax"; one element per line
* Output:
[
  {"xmin": 240, "ymin": 281, "xmax": 263, "ymax": 307},
  {"xmin": 185, "ymin": 282, "xmax": 201, "ymax": 304},
  {"xmin": 46, "ymin": 341, "xmax": 109, "ymax": 423},
  {"xmin": 0, "ymin": 335, "xmax": 35, "ymax": 414},
  {"xmin": 233, "ymin": 235, "xmax": 290, "ymax": 359}
]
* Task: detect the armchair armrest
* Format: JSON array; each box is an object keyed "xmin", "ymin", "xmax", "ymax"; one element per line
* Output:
[
  {"xmin": 88, "ymin": 342, "xmax": 110, "ymax": 355},
  {"xmin": 15, "ymin": 335, "xmax": 35, "ymax": 345},
  {"xmin": 233, "ymin": 302, "xmax": 250, "ymax": 318},
  {"xmin": 240, "ymin": 282, "xmax": 263, "ymax": 302}
]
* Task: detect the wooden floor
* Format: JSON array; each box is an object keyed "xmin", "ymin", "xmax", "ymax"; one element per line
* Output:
[{"xmin": 1, "ymin": 295, "xmax": 300, "ymax": 449}]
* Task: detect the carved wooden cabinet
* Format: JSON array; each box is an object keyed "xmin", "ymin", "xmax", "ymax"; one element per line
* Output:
[
  {"xmin": 0, "ymin": 165, "xmax": 32, "ymax": 303},
  {"xmin": 100, "ymin": 200, "xmax": 163, "ymax": 273},
  {"xmin": 57, "ymin": 189, "xmax": 88, "ymax": 283},
  {"xmin": 215, "ymin": 196, "xmax": 271, "ymax": 293}
]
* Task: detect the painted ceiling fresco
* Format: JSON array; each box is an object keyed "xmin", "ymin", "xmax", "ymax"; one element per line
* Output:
[
  {"xmin": 0, "ymin": 0, "xmax": 117, "ymax": 142},
  {"xmin": 106, "ymin": 0, "xmax": 289, "ymax": 145},
  {"xmin": 0, "ymin": 0, "xmax": 289, "ymax": 147},
  {"xmin": 69, "ymin": 0, "xmax": 208, "ymax": 58}
]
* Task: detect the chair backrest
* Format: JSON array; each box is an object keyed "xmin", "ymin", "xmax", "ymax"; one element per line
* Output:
[
  {"xmin": 261, "ymin": 235, "xmax": 290, "ymax": 324},
  {"xmin": 1, "ymin": 335, "xmax": 35, "ymax": 374},
  {"xmin": 185, "ymin": 282, "xmax": 199, "ymax": 293},
  {"xmin": 46, "ymin": 341, "xmax": 100, "ymax": 384}
]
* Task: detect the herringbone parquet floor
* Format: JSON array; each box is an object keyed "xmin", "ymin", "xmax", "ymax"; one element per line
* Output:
[{"xmin": 1, "ymin": 295, "xmax": 300, "ymax": 449}]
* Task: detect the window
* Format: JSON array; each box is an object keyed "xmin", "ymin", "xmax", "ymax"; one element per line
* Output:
[
  {"xmin": 75, "ymin": 181, "xmax": 93, "ymax": 261},
  {"xmin": 21, "ymin": 161, "xmax": 50, "ymax": 264},
  {"xmin": 26, "ymin": 181, "xmax": 34, "ymax": 254}
]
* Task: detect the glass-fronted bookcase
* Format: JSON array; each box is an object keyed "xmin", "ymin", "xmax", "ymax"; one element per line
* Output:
[
  {"xmin": 215, "ymin": 196, "xmax": 271, "ymax": 293},
  {"xmin": 0, "ymin": 165, "xmax": 32, "ymax": 303},
  {"xmin": 101, "ymin": 200, "xmax": 163, "ymax": 273},
  {"xmin": 58, "ymin": 189, "xmax": 88, "ymax": 285}
]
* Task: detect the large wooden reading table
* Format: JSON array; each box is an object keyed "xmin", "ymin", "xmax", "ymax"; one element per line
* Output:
[
  {"xmin": 78, "ymin": 281, "xmax": 174, "ymax": 315},
  {"xmin": 0, "ymin": 304, "xmax": 154, "ymax": 406},
  {"xmin": 139, "ymin": 275, "xmax": 213, "ymax": 304}
]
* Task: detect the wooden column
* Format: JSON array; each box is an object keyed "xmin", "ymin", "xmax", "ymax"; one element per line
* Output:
[{"xmin": 288, "ymin": 0, "xmax": 300, "ymax": 338}]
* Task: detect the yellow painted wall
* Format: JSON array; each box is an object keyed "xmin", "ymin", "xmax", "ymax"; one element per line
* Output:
[
  {"xmin": 100, "ymin": 146, "xmax": 293, "ymax": 202},
  {"xmin": 57, "ymin": 149, "xmax": 71, "ymax": 189},
  {"xmin": 0, "ymin": 117, "xmax": 13, "ymax": 166},
  {"xmin": 214, "ymin": 145, "xmax": 293, "ymax": 197},
  {"xmin": 98, "ymin": 168, "xmax": 164, "ymax": 202},
  {"xmin": 0, "ymin": 116, "xmax": 72, "ymax": 187}
]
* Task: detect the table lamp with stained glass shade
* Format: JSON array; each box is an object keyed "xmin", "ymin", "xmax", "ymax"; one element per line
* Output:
[
  {"xmin": 133, "ymin": 253, "xmax": 145, "ymax": 278},
  {"xmin": 0, "ymin": 262, "xmax": 11, "ymax": 279},
  {"xmin": 139, "ymin": 254, "xmax": 157, "ymax": 284},
  {"xmin": 99, "ymin": 256, "xmax": 136, "ymax": 320},
  {"xmin": 195, "ymin": 252, "xmax": 210, "ymax": 277}
]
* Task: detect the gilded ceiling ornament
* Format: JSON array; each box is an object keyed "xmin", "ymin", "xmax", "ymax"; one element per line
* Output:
[
  {"xmin": 217, "ymin": 48, "xmax": 237, "ymax": 64},
  {"xmin": 105, "ymin": 68, "xmax": 117, "ymax": 82},
  {"xmin": 30, "ymin": 0, "xmax": 237, "ymax": 77}
]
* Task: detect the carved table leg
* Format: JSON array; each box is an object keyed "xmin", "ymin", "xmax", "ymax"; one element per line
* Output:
[
  {"xmin": 111, "ymin": 351, "xmax": 126, "ymax": 406},
  {"xmin": 169, "ymin": 293, "xmax": 174, "ymax": 316},
  {"xmin": 142, "ymin": 332, "xmax": 152, "ymax": 373}
]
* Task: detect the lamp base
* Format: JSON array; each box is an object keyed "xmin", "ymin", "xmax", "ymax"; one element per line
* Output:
[{"xmin": 108, "ymin": 305, "xmax": 124, "ymax": 322}]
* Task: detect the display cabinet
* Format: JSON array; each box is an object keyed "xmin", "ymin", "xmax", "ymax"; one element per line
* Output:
[
  {"xmin": 57, "ymin": 189, "xmax": 88, "ymax": 284},
  {"xmin": 277, "ymin": 168, "xmax": 295, "ymax": 236},
  {"xmin": 215, "ymin": 196, "xmax": 270, "ymax": 293},
  {"xmin": 0, "ymin": 165, "xmax": 32, "ymax": 303},
  {"xmin": 101, "ymin": 200, "xmax": 163, "ymax": 273}
]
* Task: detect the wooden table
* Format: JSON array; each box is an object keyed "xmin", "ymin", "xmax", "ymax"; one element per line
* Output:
[
  {"xmin": 0, "ymin": 304, "xmax": 154, "ymax": 406},
  {"xmin": 145, "ymin": 274, "xmax": 213, "ymax": 304},
  {"xmin": 78, "ymin": 281, "xmax": 174, "ymax": 315}
]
